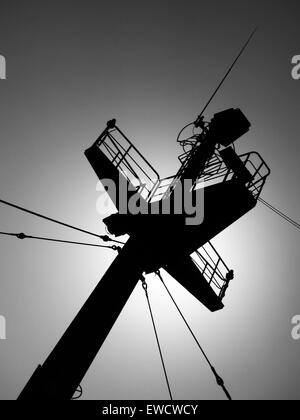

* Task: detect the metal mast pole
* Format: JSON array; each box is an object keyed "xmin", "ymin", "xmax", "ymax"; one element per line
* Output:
[{"xmin": 18, "ymin": 237, "xmax": 146, "ymax": 400}]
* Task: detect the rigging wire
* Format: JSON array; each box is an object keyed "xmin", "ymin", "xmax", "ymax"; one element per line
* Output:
[
  {"xmin": 198, "ymin": 27, "xmax": 258, "ymax": 119},
  {"xmin": 176, "ymin": 28, "xmax": 257, "ymax": 146},
  {"xmin": 156, "ymin": 270, "xmax": 232, "ymax": 401},
  {"xmin": 0, "ymin": 230, "xmax": 121, "ymax": 250},
  {"xmin": 140, "ymin": 275, "xmax": 173, "ymax": 401},
  {"xmin": 0, "ymin": 198, "xmax": 124, "ymax": 245},
  {"xmin": 258, "ymin": 197, "xmax": 300, "ymax": 231}
]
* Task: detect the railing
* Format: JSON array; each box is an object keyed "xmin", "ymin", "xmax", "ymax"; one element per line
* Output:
[
  {"xmin": 94, "ymin": 120, "xmax": 270, "ymax": 206},
  {"xmin": 238, "ymin": 152, "xmax": 271, "ymax": 200},
  {"xmin": 150, "ymin": 150, "xmax": 270, "ymax": 203},
  {"xmin": 95, "ymin": 126, "xmax": 160, "ymax": 201},
  {"xmin": 194, "ymin": 150, "xmax": 271, "ymax": 200},
  {"xmin": 149, "ymin": 175, "xmax": 175, "ymax": 202},
  {"xmin": 191, "ymin": 241, "xmax": 232, "ymax": 299}
]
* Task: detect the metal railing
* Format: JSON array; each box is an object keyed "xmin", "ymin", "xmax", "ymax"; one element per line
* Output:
[
  {"xmin": 95, "ymin": 125, "xmax": 160, "ymax": 202},
  {"xmin": 191, "ymin": 241, "xmax": 231, "ymax": 298},
  {"xmin": 189, "ymin": 150, "xmax": 270, "ymax": 200},
  {"xmin": 150, "ymin": 150, "xmax": 270, "ymax": 203}
]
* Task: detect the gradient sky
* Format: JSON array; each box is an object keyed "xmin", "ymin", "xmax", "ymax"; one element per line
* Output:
[{"xmin": 0, "ymin": 0, "xmax": 300, "ymax": 400}]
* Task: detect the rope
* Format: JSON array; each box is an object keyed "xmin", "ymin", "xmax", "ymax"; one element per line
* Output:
[
  {"xmin": 0, "ymin": 231, "xmax": 121, "ymax": 251},
  {"xmin": 156, "ymin": 270, "xmax": 232, "ymax": 401},
  {"xmin": 258, "ymin": 197, "xmax": 300, "ymax": 231},
  {"xmin": 140, "ymin": 276, "xmax": 173, "ymax": 401},
  {"xmin": 0, "ymin": 198, "xmax": 124, "ymax": 245}
]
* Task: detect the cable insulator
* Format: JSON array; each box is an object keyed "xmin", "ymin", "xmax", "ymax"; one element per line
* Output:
[{"xmin": 17, "ymin": 233, "xmax": 26, "ymax": 240}]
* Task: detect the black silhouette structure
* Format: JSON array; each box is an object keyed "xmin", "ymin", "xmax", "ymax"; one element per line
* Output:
[{"xmin": 16, "ymin": 30, "xmax": 271, "ymax": 400}]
